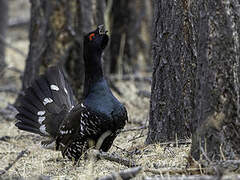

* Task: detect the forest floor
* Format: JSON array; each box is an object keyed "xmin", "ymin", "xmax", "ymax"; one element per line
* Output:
[{"xmin": 0, "ymin": 1, "xmax": 192, "ymax": 179}]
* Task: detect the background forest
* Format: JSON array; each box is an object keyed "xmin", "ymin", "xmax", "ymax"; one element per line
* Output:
[{"xmin": 0, "ymin": 0, "xmax": 240, "ymax": 179}]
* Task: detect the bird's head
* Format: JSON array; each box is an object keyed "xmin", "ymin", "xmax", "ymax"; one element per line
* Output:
[{"xmin": 84, "ymin": 25, "xmax": 109, "ymax": 52}]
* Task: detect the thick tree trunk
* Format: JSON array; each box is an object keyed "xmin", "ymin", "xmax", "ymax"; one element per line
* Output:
[
  {"xmin": 20, "ymin": 0, "xmax": 97, "ymax": 101},
  {"xmin": 108, "ymin": 0, "xmax": 152, "ymax": 74},
  {"xmin": 190, "ymin": 0, "xmax": 240, "ymax": 161},
  {"xmin": 0, "ymin": 0, "xmax": 8, "ymax": 74},
  {"xmin": 146, "ymin": 0, "xmax": 195, "ymax": 144}
]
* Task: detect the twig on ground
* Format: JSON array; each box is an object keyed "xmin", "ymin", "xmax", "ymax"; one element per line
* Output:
[
  {"xmin": 144, "ymin": 167, "xmax": 204, "ymax": 175},
  {"xmin": 0, "ymin": 136, "xmax": 11, "ymax": 142},
  {"xmin": 128, "ymin": 119, "xmax": 145, "ymax": 126},
  {"xmin": 121, "ymin": 126, "xmax": 147, "ymax": 133},
  {"xmin": 159, "ymin": 140, "xmax": 191, "ymax": 146},
  {"xmin": 0, "ymin": 86, "xmax": 19, "ymax": 94},
  {"xmin": 128, "ymin": 134, "xmax": 145, "ymax": 142},
  {"xmin": 0, "ymin": 149, "xmax": 29, "ymax": 176},
  {"xmin": 109, "ymin": 74, "xmax": 152, "ymax": 83},
  {"xmin": 7, "ymin": 66, "xmax": 22, "ymax": 74},
  {"xmin": 96, "ymin": 166, "xmax": 142, "ymax": 180},
  {"xmin": 137, "ymin": 90, "xmax": 151, "ymax": 98},
  {"xmin": 144, "ymin": 175, "xmax": 225, "ymax": 180},
  {"xmin": 90, "ymin": 150, "xmax": 137, "ymax": 167},
  {"xmin": 145, "ymin": 160, "xmax": 240, "ymax": 176},
  {"xmin": 200, "ymin": 147, "xmax": 211, "ymax": 163},
  {"xmin": 113, "ymin": 144, "xmax": 131, "ymax": 155}
]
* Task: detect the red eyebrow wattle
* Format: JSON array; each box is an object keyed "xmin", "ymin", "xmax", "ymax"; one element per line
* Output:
[{"xmin": 89, "ymin": 33, "xmax": 95, "ymax": 41}]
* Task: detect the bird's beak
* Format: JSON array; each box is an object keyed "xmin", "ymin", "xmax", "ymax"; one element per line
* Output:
[{"xmin": 98, "ymin": 25, "xmax": 108, "ymax": 35}]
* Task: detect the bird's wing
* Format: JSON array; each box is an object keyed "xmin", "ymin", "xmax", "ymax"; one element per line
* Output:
[
  {"xmin": 15, "ymin": 66, "xmax": 77, "ymax": 138},
  {"xmin": 56, "ymin": 103, "xmax": 112, "ymax": 153},
  {"xmin": 58, "ymin": 103, "xmax": 109, "ymax": 137}
]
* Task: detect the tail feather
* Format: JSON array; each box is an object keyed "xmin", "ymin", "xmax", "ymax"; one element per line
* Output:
[
  {"xmin": 36, "ymin": 76, "xmax": 52, "ymax": 99},
  {"xmin": 16, "ymin": 106, "xmax": 38, "ymax": 121},
  {"xmin": 16, "ymin": 114, "xmax": 40, "ymax": 128},
  {"xmin": 24, "ymin": 87, "xmax": 45, "ymax": 111},
  {"xmin": 17, "ymin": 97, "xmax": 39, "ymax": 115},
  {"xmin": 15, "ymin": 66, "xmax": 76, "ymax": 138},
  {"xmin": 16, "ymin": 122, "xmax": 41, "ymax": 135},
  {"xmin": 46, "ymin": 67, "xmax": 74, "ymax": 110}
]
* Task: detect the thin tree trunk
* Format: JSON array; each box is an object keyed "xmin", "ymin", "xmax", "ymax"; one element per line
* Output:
[
  {"xmin": 0, "ymin": 0, "xmax": 8, "ymax": 74},
  {"xmin": 20, "ymin": 0, "xmax": 97, "ymax": 101},
  {"xmin": 146, "ymin": 0, "xmax": 195, "ymax": 144},
  {"xmin": 109, "ymin": 0, "xmax": 152, "ymax": 74}
]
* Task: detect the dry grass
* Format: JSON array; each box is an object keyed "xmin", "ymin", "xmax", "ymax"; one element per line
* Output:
[
  {"xmin": 0, "ymin": 1, "xmax": 190, "ymax": 179},
  {"xmin": 0, "ymin": 76, "xmax": 190, "ymax": 179}
]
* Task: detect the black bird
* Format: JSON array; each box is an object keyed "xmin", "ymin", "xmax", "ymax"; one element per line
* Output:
[{"xmin": 15, "ymin": 25, "xmax": 128, "ymax": 161}]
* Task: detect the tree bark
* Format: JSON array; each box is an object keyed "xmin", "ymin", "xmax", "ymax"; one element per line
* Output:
[
  {"xmin": 190, "ymin": 0, "xmax": 240, "ymax": 161},
  {"xmin": 20, "ymin": 0, "xmax": 97, "ymax": 101},
  {"xmin": 146, "ymin": 0, "xmax": 195, "ymax": 143},
  {"xmin": 0, "ymin": 0, "xmax": 8, "ymax": 74}
]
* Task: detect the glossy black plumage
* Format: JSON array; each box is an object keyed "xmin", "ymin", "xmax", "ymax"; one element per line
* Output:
[{"xmin": 15, "ymin": 25, "xmax": 128, "ymax": 161}]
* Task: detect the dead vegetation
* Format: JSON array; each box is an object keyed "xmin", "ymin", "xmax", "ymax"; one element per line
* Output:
[{"xmin": 1, "ymin": 1, "xmax": 240, "ymax": 180}]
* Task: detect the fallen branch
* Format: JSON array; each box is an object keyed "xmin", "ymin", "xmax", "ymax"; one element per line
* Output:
[
  {"xmin": 158, "ymin": 140, "xmax": 191, "ymax": 146},
  {"xmin": 144, "ymin": 175, "xmax": 227, "ymax": 180},
  {"xmin": 7, "ymin": 66, "xmax": 22, "ymax": 74},
  {"xmin": 144, "ymin": 167, "xmax": 204, "ymax": 175},
  {"xmin": 0, "ymin": 85, "xmax": 19, "ymax": 94},
  {"xmin": 145, "ymin": 160, "xmax": 240, "ymax": 176},
  {"xmin": 122, "ymin": 126, "xmax": 147, "ymax": 133},
  {"xmin": 109, "ymin": 74, "xmax": 152, "ymax": 83},
  {"xmin": 0, "ymin": 136, "xmax": 11, "ymax": 142},
  {"xmin": 0, "ymin": 149, "xmax": 29, "ymax": 176},
  {"xmin": 96, "ymin": 166, "xmax": 142, "ymax": 180},
  {"xmin": 128, "ymin": 119, "xmax": 146, "ymax": 126},
  {"xmin": 90, "ymin": 150, "xmax": 137, "ymax": 167},
  {"xmin": 137, "ymin": 90, "xmax": 151, "ymax": 98}
]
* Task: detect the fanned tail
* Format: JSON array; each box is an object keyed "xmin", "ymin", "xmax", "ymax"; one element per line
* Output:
[{"xmin": 15, "ymin": 66, "xmax": 76, "ymax": 138}]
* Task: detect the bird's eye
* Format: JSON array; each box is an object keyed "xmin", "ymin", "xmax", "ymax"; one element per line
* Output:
[{"xmin": 89, "ymin": 33, "xmax": 95, "ymax": 41}]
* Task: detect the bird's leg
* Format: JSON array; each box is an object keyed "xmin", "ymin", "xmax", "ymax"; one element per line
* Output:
[
  {"xmin": 40, "ymin": 138, "xmax": 56, "ymax": 150},
  {"xmin": 96, "ymin": 130, "xmax": 112, "ymax": 150}
]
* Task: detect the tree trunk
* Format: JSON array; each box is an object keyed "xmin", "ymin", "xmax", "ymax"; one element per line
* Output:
[
  {"xmin": 146, "ymin": 0, "xmax": 195, "ymax": 144},
  {"xmin": 20, "ymin": 0, "xmax": 98, "ymax": 101},
  {"xmin": 0, "ymin": 0, "xmax": 8, "ymax": 74},
  {"xmin": 190, "ymin": 0, "xmax": 240, "ymax": 161},
  {"xmin": 108, "ymin": 0, "xmax": 152, "ymax": 74}
]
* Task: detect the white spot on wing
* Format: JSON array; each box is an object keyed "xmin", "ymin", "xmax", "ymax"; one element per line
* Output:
[
  {"xmin": 64, "ymin": 87, "xmax": 68, "ymax": 95},
  {"xmin": 38, "ymin": 116, "xmax": 46, "ymax": 124},
  {"xmin": 43, "ymin": 98, "xmax": 53, "ymax": 105},
  {"xmin": 37, "ymin": 111, "xmax": 46, "ymax": 116},
  {"xmin": 81, "ymin": 103, "xmax": 85, "ymax": 108},
  {"xmin": 50, "ymin": 84, "xmax": 59, "ymax": 91},
  {"xmin": 40, "ymin": 125, "xmax": 49, "ymax": 135}
]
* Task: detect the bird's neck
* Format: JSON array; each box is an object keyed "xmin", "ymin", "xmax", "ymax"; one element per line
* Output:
[{"xmin": 83, "ymin": 50, "xmax": 105, "ymax": 98}]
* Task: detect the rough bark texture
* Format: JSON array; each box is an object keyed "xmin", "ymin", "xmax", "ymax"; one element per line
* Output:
[
  {"xmin": 0, "ymin": 0, "xmax": 8, "ymax": 73},
  {"xmin": 108, "ymin": 0, "xmax": 152, "ymax": 74},
  {"xmin": 146, "ymin": 0, "xmax": 195, "ymax": 143},
  {"xmin": 190, "ymin": 0, "xmax": 240, "ymax": 161},
  {"xmin": 20, "ymin": 0, "xmax": 97, "ymax": 101}
]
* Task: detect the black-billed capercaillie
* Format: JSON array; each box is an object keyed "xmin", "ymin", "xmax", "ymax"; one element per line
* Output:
[{"xmin": 15, "ymin": 25, "xmax": 128, "ymax": 161}]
